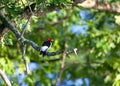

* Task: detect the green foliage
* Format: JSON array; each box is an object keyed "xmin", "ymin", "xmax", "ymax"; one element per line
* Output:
[{"xmin": 1, "ymin": 0, "xmax": 120, "ymax": 86}]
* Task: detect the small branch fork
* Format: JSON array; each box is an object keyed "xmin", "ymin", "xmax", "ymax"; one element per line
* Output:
[
  {"xmin": 54, "ymin": 36, "xmax": 78, "ymax": 85},
  {"xmin": 20, "ymin": 0, "xmax": 34, "ymax": 74},
  {"xmin": 21, "ymin": 15, "xmax": 32, "ymax": 36},
  {"xmin": 21, "ymin": 0, "xmax": 34, "ymax": 37}
]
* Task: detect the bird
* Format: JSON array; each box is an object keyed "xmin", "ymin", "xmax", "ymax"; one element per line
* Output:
[{"xmin": 40, "ymin": 38, "xmax": 53, "ymax": 56}]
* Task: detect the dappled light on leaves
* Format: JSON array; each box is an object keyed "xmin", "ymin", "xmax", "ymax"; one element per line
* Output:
[{"xmin": 0, "ymin": 0, "xmax": 120, "ymax": 86}]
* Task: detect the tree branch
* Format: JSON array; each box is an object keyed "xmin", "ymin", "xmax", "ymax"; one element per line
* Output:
[
  {"xmin": 55, "ymin": 40, "xmax": 68, "ymax": 85},
  {"xmin": 0, "ymin": 14, "xmax": 22, "ymax": 40},
  {"xmin": 0, "ymin": 14, "xmax": 78, "ymax": 56},
  {"xmin": 21, "ymin": 0, "xmax": 35, "ymax": 36},
  {"xmin": 21, "ymin": 15, "xmax": 32, "ymax": 36},
  {"xmin": 78, "ymin": 0, "xmax": 120, "ymax": 13},
  {"xmin": 0, "ymin": 13, "xmax": 80, "ymax": 85},
  {"xmin": 0, "ymin": 69, "xmax": 11, "ymax": 86},
  {"xmin": 0, "ymin": 28, "xmax": 9, "ymax": 42},
  {"xmin": 26, "ymin": 0, "xmax": 34, "ymax": 15},
  {"xmin": 22, "ymin": 43, "xmax": 31, "ymax": 75},
  {"xmin": 20, "ymin": 0, "xmax": 120, "ymax": 19}
]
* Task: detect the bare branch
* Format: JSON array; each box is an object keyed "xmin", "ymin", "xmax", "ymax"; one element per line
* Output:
[
  {"xmin": 0, "ymin": 14, "xmax": 78, "ymax": 57},
  {"xmin": 78, "ymin": 0, "xmax": 120, "ymax": 13},
  {"xmin": 55, "ymin": 41, "xmax": 68, "ymax": 85},
  {"xmin": 24, "ymin": 39, "xmax": 40, "ymax": 51},
  {"xmin": 26, "ymin": 0, "xmax": 34, "ymax": 15},
  {"xmin": 20, "ymin": 0, "xmax": 36, "ymax": 36},
  {"xmin": 21, "ymin": 1, "xmax": 36, "ymax": 36},
  {"xmin": 73, "ymin": 48, "xmax": 78, "ymax": 57},
  {"xmin": 21, "ymin": 15, "xmax": 32, "ymax": 36},
  {"xmin": 0, "ymin": 69, "xmax": 11, "ymax": 86},
  {"xmin": 22, "ymin": 43, "xmax": 31, "ymax": 75}
]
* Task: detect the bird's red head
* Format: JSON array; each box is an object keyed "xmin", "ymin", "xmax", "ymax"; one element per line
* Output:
[{"xmin": 46, "ymin": 38, "xmax": 53, "ymax": 42}]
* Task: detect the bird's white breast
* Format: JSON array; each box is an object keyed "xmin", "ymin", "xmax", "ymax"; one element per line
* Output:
[{"xmin": 40, "ymin": 46, "xmax": 48, "ymax": 51}]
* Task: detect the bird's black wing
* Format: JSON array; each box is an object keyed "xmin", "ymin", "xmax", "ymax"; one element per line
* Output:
[{"xmin": 42, "ymin": 41, "xmax": 51, "ymax": 47}]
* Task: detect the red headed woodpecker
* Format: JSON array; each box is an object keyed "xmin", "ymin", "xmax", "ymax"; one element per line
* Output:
[{"xmin": 40, "ymin": 38, "xmax": 53, "ymax": 56}]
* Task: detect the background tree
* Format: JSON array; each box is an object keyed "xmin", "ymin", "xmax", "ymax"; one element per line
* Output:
[{"xmin": 0, "ymin": 0, "xmax": 120, "ymax": 86}]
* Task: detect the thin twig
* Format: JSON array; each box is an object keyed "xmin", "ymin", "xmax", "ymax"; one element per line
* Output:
[
  {"xmin": 0, "ymin": 69, "xmax": 11, "ymax": 86},
  {"xmin": 21, "ymin": 15, "xmax": 32, "ymax": 36},
  {"xmin": 26, "ymin": 0, "xmax": 34, "ymax": 15},
  {"xmin": 56, "ymin": 54, "xmax": 66, "ymax": 85},
  {"xmin": 55, "ymin": 41, "xmax": 67, "ymax": 86},
  {"xmin": 21, "ymin": 0, "xmax": 34, "ymax": 36},
  {"xmin": 22, "ymin": 43, "xmax": 30, "ymax": 75}
]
